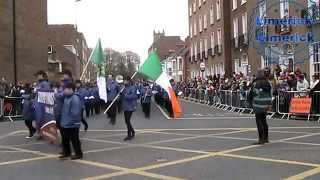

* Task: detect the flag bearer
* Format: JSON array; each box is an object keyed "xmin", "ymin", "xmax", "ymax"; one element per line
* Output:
[{"xmin": 122, "ymin": 76, "xmax": 138, "ymax": 141}]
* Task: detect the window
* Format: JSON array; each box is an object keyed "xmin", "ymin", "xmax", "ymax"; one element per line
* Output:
[
  {"xmin": 232, "ymin": 0, "xmax": 237, "ymax": 10},
  {"xmin": 217, "ymin": 29, "xmax": 222, "ymax": 46},
  {"xmin": 210, "ymin": 5, "xmax": 214, "ymax": 24},
  {"xmin": 280, "ymin": 0, "xmax": 289, "ymax": 18},
  {"xmin": 261, "ymin": 56, "xmax": 269, "ymax": 68},
  {"xmin": 190, "ymin": 46, "xmax": 193, "ymax": 60},
  {"xmin": 198, "ymin": 0, "xmax": 202, "ymax": 8},
  {"xmin": 216, "ymin": 0, "xmax": 221, "ymax": 20},
  {"xmin": 259, "ymin": 1, "xmax": 266, "ymax": 18},
  {"xmin": 204, "ymin": 38, "xmax": 208, "ymax": 57},
  {"xmin": 211, "ymin": 32, "xmax": 215, "ymax": 49},
  {"xmin": 193, "ymin": 0, "xmax": 196, "ymax": 13},
  {"xmin": 194, "ymin": 21, "xmax": 197, "ymax": 36},
  {"xmin": 233, "ymin": 17, "xmax": 239, "ymax": 38},
  {"xmin": 203, "ymin": 14, "xmax": 208, "ymax": 29},
  {"xmin": 189, "ymin": 7, "xmax": 192, "ymax": 16},
  {"xmin": 220, "ymin": 63, "xmax": 225, "ymax": 75},
  {"xmin": 312, "ymin": 42, "xmax": 320, "ymax": 76},
  {"xmin": 199, "ymin": 15, "xmax": 203, "ymax": 32},
  {"xmin": 190, "ymin": 23, "xmax": 193, "ymax": 38},
  {"xmin": 194, "ymin": 42, "xmax": 198, "ymax": 60},
  {"xmin": 200, "ymin": 39, "xmax": 203, "ymax": 58},
  {"xmin": 242, "ymin": 12, "xmax": 247, "ymax": 35},
  {"xmin": 241, "ymin": 0, "xmax": 247, "ymax": 5}
]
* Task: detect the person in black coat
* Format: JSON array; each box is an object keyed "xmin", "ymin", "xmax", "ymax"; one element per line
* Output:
[{"xmin": 248, "ymin": 69, "xmax": 272, "ymax": 145}]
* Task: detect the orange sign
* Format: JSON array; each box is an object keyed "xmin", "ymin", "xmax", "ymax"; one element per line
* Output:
[{"xmin": 289, "ymin": 98, "xmax": 312, "ymax": 114}]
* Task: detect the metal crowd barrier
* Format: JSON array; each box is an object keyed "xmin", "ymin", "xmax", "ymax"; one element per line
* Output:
[
  {"xmin": 3, "ymin": 96, "xmax": 23, "ymax": 122},
  {"xmin": 214, "ymin": 90, "xmax": 254, "ymax": 114},
  {"xmin": 181, "ymin": 88, "xmax": 254, "ymax": 114},
  {"xmin": 0, "ymin": 97, "xmax": 4, "ymax": 118},
  {"xmin": 276, "ymin": 91, "xmax": 320, "ymax": 121},
  {"xmin": 180, "ymin": 87, "xmax": 320, "ymax": 121}
]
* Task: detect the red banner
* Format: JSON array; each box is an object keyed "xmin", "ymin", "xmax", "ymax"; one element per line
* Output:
[
  {"xmin": 40, "ymin": 121, "xmax": 58, "ymax": 144},
  {"xmin": 289, "ymin": 98, "xmax": 312, "ymax": 114}
]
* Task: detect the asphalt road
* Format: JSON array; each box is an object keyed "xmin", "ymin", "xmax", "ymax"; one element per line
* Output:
[{"xmin": 0, "ymin": 99, "xmax": 320, "ymax": 180}]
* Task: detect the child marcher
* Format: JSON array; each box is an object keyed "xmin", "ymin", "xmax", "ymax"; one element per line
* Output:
[
  {"xmin": 59, "ymin": 82, "xmax": 83, "ymax": 160},
  {"xmin": 22, "ymin": 85, "xmax": 36, "ymax": 138}
]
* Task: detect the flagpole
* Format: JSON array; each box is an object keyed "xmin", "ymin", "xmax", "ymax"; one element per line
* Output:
[
  {"xmin": 80, "ymin": 47, "xmax": 95, "ymax": 81},
  {"xmin": 104, "ymin": 71, "xmax": 138, "ymax": 114}
]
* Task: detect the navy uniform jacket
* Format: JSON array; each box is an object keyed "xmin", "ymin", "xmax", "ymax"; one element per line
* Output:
[
  {"xmin": 76, "ymin": 87, "xmax": 88, "ymax": 109},
  {"xmin": 60, "ymin": 93, "xmax": 82, "ymax": 128},
  {"xmin": 22, "ymin": 94, "xmax": 35, "ymax": 121},
  {"xmin": 122, "ymin": 85, "xmax": 138, "ymax": 112},
  {"xmin": 141, "ymin": 86, "xmax": 153, "ymax": 104},
  {"xmin": 107, "ymin": 80, "xmax": 119, "ymax": 102}
]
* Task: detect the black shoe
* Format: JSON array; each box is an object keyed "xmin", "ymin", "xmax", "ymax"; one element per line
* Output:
[
  {"xmin": 84, "ymin": 126, "xmax": 88, "ymax": 131},
  {"xmin": 252, "ymin": 141, "xmax": 265, "ymax": 145},
  {"xmin": 123, "ymin": 136, "xmax": 132, "ymax": 141},
  {"xmin": 131, "ymin": 131, "xmax": 135, "ymax": 138},
  {"xmin": 59, "ymin": 154, "xmax": 71, "ymax": 159},
  {"xmin": 70, "ymin": 155, "xmax": 83, "ymax": 160},
  {"xmin": 264, "ymin": 139, "xmax": 269, "ymax": 143}
]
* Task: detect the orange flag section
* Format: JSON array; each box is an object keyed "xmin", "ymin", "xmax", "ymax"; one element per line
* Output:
[
  {"xmin": 289, "ymin": 98, "xmax": 312, "ymax": 114},
  {"xmin": 168, "ymin": 87, "xmax": 182, "ymax": 119}
]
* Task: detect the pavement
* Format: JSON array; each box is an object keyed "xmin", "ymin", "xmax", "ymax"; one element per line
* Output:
[{"xmin": 1, "ymin": 99, "xmax": 320, "ymax": 180}]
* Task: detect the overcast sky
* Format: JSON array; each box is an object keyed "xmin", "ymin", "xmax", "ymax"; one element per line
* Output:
[{"xmin": 48, "ymin": 0, "xmax": 188, "ymax": 60}]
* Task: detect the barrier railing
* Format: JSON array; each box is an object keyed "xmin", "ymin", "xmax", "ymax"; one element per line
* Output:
[
  {"xmin": 0, "ymin": 97, "xmax": 4, "ymax": 118},
  {"xmin": 180, "ymin": 88, "xmax": 320, "ymax": 121}
]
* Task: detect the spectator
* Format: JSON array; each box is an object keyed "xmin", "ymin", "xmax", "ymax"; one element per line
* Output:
[{"xmin": 296, "ymin": 74, "xmax": 309, "ymax": 91}]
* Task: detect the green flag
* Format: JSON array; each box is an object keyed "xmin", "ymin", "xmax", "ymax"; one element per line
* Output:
[
  {"xmin": 90, "ymin": 39, "xmax": 104, "ymax": 65},
  {"xmin": 138, "ymin": 51, "xmax": 163, "ymax": 81}
]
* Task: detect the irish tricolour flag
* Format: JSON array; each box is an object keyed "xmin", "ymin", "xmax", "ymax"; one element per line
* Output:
[{"xmin": 138, "ymin": 51, "xmax": 182, "ymax": 118}]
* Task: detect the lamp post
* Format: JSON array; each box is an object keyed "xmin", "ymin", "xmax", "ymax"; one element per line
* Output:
[{"xmin": 12, "ymin": 0, "xmax": 17, "ymax": 84}]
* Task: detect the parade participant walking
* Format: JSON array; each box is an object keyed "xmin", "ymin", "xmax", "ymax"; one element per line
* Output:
[
  {"xmin": 116, "ymin": 76, "xmax": 124, "ymax": 114},
  {"xmin": 122, "ymin": 76, "xmax": 138, "ymax": 141},
  {"xmin": 106, "ymin": 75, "xmax": 120, "ymax": 125},
  {"xmin": 75, "ymin": 80, "xmax": 89, "ymax": 131},
  {"xmin": 248, "ymin": 69, "xmax": 272, "ymax": 145},
  {"xmin": 34, "ymin": 70, "xmax": 52, "ymax": 139},
  {"xmin": 59, "ymin": 82, "xmax": 83, "ymax": 160},
  {"xmin": 22, "ymin": 85, "xmax": 36, "ymax": 138},
  {"xmin": 141, "ymin": 82, "xmax": 152, "ymax": 118}
]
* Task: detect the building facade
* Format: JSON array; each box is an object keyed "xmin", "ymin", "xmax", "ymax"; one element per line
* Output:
[
  {"xmin": 0, "ymin": 0, "xmax": 48, "ymax": 83},
  {"xmin": 308, "ymin": 0, "xmax": 320, "ymax": 78},
  {"xmin": 148, "ymin": 30, "xmax": 185, "ymax": 61},
  {"xmin": 48, "ymin": 24, "xmax": 93, "ymax": 81},
  {"xmin": 164, "ymin": 47, "xmax": 189, "ymax": 82},
  {"xmin": 188, "ymin": 0, "xmax": 314, "ymax": 79},
  {"xmin": 188, "ymin": 0, "xmax": 232, "ymax": 79}
]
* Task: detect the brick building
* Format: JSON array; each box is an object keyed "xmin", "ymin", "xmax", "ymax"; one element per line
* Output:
[
  {"xmin": 188, "ymin": 0, "xmax": 313, "ymax": 79},
  {"xmin": 48, "ymin": 24, "xmax": 93, "ymax": 81},
  {"xmin": 148, "ymin": 30, "xmax": 185, "ymax": 61},
  {"xmin": 0, "ymin": 0, "xmax": 48, "ymax": 83},
  {"xmin": 188, "ymin": 0, "xmax": 232, "ymax": 79}
]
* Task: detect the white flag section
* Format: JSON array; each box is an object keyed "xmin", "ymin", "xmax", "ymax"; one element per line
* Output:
[{"xmin": 97, "ymin": 76, "xmax": 107, "ymax": 103}]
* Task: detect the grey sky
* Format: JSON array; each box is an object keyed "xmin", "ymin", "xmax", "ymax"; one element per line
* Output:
[{"xmin": 48, "ymin": 0, "xmax": 188, "ymax": 60}]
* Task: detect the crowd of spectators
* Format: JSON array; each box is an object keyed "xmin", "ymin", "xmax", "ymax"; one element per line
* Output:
[{"xmin": 178, "ymin": 66, "xmax": 320, "ymax": 96}]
